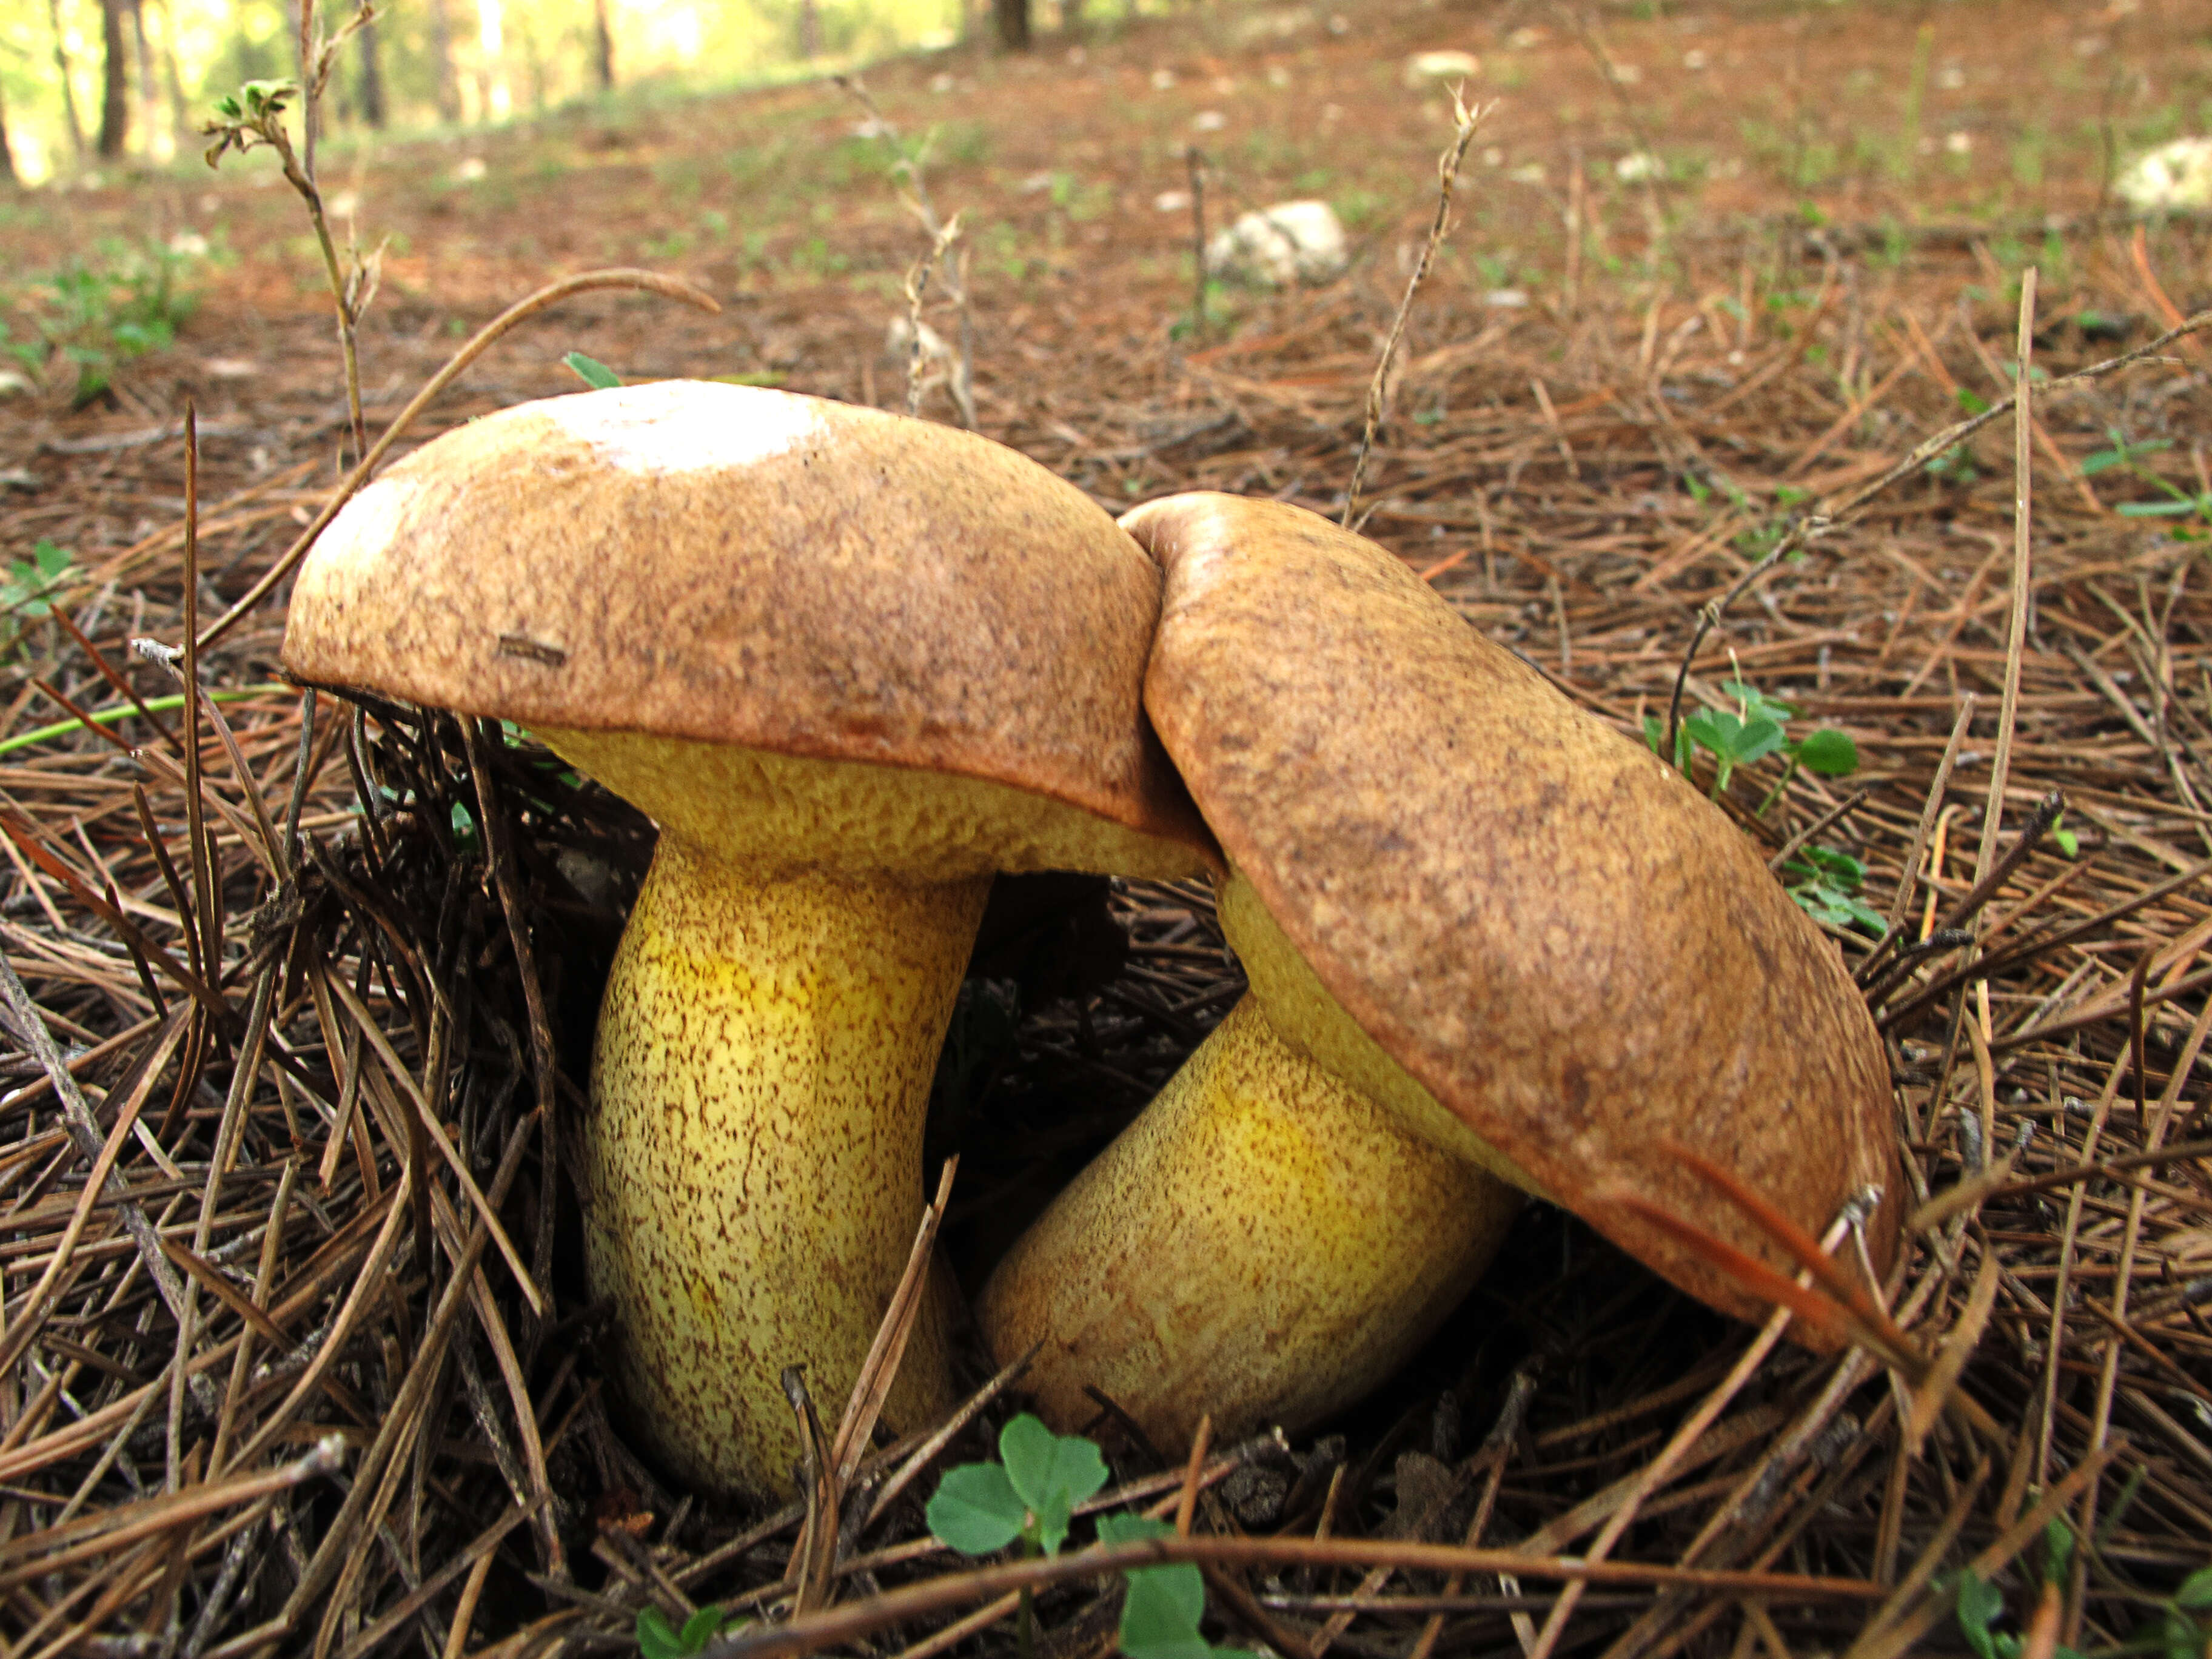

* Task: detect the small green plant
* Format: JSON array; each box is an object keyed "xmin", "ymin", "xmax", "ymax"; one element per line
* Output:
[
  {"xmin": 1781, "ymin": 845, "xmax": 1886, "ymax": 936},
  {"xmin": 2156, "ymin": 1567, "xmax": 2212, "ymax": 1659},
  {"xmin": 927, "ymin": 1418, "xmax": 1250, "ymax": 1659},
  {"xmin": 1676, "ymin": 705, "xmax": 1783, "ymax": 796},
  {"xmin": 2, "ymin": 540, "xmax": 79, "ymax": 620},
  {"xmin": 563, "ymin": 352, "xmax": 623, "ymax": 389},
  {"xmin": 1949, "ymin": 1521, "xmax": 2106, "ymax": 1659},
  {"xmin": 928, "ymin": 1414, "xmax": 1108, "ymax": 1558},
  {"xmin": 1644, "ymin": 678, "xmax": 1858, "ymax": 806},
  {"xmin": 635, "ymin": 1604, "xmax": 743, "ymax": 1659},
  {"xmin": 2082, "ymin": 428, "xmax": 2212, "ymax": 538},
  {"xmin": 4, "ymin": 238, "xmax": 207, "ymax": 404}
]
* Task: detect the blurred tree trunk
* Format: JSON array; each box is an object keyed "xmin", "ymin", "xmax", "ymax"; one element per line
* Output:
[
  {"xmin": 49, "ymin": 0, "xmax": 86, "ymax": 161},
  {"xmin": 994, "ymin": 0, "xmax": 1029, "ymax": 49},
  {"xmin": 591, "ymin": 0, "xmax": 614, "ymax": 90},
  {"xmin": 357, "ymin": 15, "xmax": 387, "ymax": 127},
  {"xmin": 427, "ymin": 0, "xmax": 461, "ymax": 122},
  {"xmin": 129, "ymin": 0, "xmax": 160, "ymax": 156},
  {"xmin": 1062, "ymin": 0, "xmax": 1082, "ymax": 34},
  {"xmin": 151, "ymin": 0, "xmax": 191, "ymax": 152},
  {"xmin": 98, "ymin": 0, "xmax": 130, "ymax": 159},
  {"xmin": 0, "ymin": 83, "xmax": 17, "ymax": 186},
  {"xmin": 797, "ymin": 0, "xmax": 820, "ymax": 58}
]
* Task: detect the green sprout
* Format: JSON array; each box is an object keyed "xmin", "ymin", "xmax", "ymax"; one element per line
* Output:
[
  {"xmin": 928, "ymin": 1414, "xmax": 1108, "ymax": 1559},
  {"xmin": 635, "ymin": 1604, "xmax": 743, "ymax": 1659},
  {"xmin": 2, "ymin": 540, "xmax": 78, "ymax": 620},
  {"xmin": 927, "ymin": 1418, "xmax": 1251, "ymax": 1659},
  {"xmin": 2083, "ymin": 427, "xmax": 2212, "ymax": 538},
  {"xmin": 1951, "ymin": 1521, "xmax": 2090, "ymax": 1659},
  {"xmin": 563, "ymin": 352, "xmax": 623, "ymax": 389},
  {"xmin": 1780, "ymin": 845, "xmax": 1887, "ymax": 936}
]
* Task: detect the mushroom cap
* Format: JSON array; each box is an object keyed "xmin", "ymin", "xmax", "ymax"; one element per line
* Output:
[
  {"xmin": 1121, "ymin": 492, "xmax": 1899, "ymax": 1330},
  {"xmin": 282, "ymin": 382, "xmax": 1212, "ymax": 862}
]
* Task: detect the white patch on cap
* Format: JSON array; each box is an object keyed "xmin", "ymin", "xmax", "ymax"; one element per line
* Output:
[{"xmin": 536, "ymin": 381, "xmax": 823, "ymax": 474}]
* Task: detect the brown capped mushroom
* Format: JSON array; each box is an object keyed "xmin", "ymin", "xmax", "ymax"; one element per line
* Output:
[
  {"xmin": 282, "ymin": 382, "xmax": 1215, "ymax": 1496},
  {"xmin": 977, "ymin": 493, "xmax": 1898, "ymax": 1447}
]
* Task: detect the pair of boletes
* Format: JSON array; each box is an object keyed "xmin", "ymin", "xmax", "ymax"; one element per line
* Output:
[{"xmin": 283, "ymin": 380, "xmax": 1899, "ymax": 1501}]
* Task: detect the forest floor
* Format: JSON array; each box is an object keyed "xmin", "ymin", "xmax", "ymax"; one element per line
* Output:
[{"xmin": 1, "ymin": 0, "xmax": 2211, "ymax": 1654}]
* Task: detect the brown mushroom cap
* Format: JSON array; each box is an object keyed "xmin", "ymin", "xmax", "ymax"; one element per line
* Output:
[
  {"xmin": 1121, "ymin": 492, "xmax": 1899, "ymax": 1329},
  {"xmin": 283, "ymin": 381, "xmax": 1211, "ymax": 862}
]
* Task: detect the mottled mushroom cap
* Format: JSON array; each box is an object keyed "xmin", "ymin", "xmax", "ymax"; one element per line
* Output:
[
  {"xmin": 1122, "ymin": 492, "xmax": 1899, "ymax": 1330},
  {"xmin": 282, "ymin": 382, "xmax": 1213, "ymax": 869}
]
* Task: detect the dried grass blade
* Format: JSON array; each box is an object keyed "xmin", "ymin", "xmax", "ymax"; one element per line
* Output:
[
  {"xmin": 830, "ymin": 1157, "xmax": 957, "ymax": 1492},
  {"xmin": 0, "ymin": 1007, "xmax": 190, "ymax": 1379},
  {"xmin": 1903, "ymin": 1242, "xmax": 2001, "ymax": 1455},
  {"xmin": 860, "ymin": 1339, "xmax": 1043, "ymax": 1532},
  {"xmin": 0, "ymin": 950, "xmax": 199, "ymax": 1336},
  {"xmin": 1663, "ymin": 1145, "xmax": 1922, "ymax": 1365},
  {"xmin": 158, "ymin": 1236, "xmax": 289, "ymax": 1347},
  {"xmin": 327, "ymin": 971, "xmax": 543, "ymax": 1315},
  {"xmin": 0, "ymin": 815, "xmax": 224, "ymax": 1019},
  {"xmin": 785, "ymin": 1366, "xmax": 839, "ymax": 1615},
  {"xmin": 1841, "ymin": 1447, "xmax": 2111, "ymax": 1659},
  {"xmin": 0, "ymin": 1436, "xmax": 345, "ymax": 1586},
  {"xmin": 335, "ymin": 1498, "xmax": 545, "ymax": 1659},
  {"xmin": 1595, "ymin": 1193, "xmax": 1857, "ymax": 1355}
]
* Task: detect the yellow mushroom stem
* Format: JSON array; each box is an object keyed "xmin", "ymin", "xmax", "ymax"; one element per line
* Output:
[
  {"xmin": 977, "ymin": 993, "xmax": 1526, "ymax": 1450},
  {"xmin": 538, "ymin": 726, "xmax": 1211, "ymax": 1498},
  {"xmin": 585, "ymin": 833, "xmax": 980, "ymax": 1495}
]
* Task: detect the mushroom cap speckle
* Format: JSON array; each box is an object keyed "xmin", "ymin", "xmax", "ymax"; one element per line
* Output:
[
  {"xmin": 282, "ymin": 382, "xmax": 1211, "ymax": 859},
  {"xmin": 1123, "ymin": 491, "xmax": 1899, "ymax": 1329}
]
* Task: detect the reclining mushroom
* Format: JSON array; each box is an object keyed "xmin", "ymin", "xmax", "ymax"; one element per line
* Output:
[
  {"xmin": 281, "ymin": 382, "xmax": 1215, "ymax": 1496},
  {"xmin": 978, "ymin": 493, "xmax": 1900, "ymax": 1447}
]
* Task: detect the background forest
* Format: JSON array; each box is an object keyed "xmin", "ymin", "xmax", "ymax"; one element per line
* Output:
[{"xmin": 0, "ymin": 0, "xmax": 991, "ymax": 183}]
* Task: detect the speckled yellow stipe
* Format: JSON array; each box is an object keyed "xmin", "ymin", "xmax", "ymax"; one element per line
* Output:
[
  {"xmin": 539, "ymin": 731, "xmax": 1208, "ymax": 1498},
  {"xmin": 977, "ymin": 994, "xmax": 1523, "ymax": 1449},
  {"xmin": 583, "ymin": 834, "xmax": 982, "ymax": 1496}
]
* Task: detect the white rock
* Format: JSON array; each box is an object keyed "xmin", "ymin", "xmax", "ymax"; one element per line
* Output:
[
  {"xmin": 455, "ymin": 156, "xmax": 487, "ymax": 181},
  {"xmin": 0, "ymin": 369, "xmax": 32, "ymax": 400},
  {"xmin": 2117, "ymin": 136, "xmax": 2212, "ymax": 211},
  {"xmin": 1192, "ymin": 110, "xmax": 1227, "ymax": 132},
  {"xmin": 1154, "ymin": 190, "xmax": 1193, "ymax": 212},
  {"xmin": 1403, "ymin": 49, "xmax": 1480, "ymax": 87},
  {"xmin": 1614, "ymin": 151, "xmax": 1663, "ymax": 182},
  {"xmin": 1204, "ymin": 200, "xmax": 1347, "ymax": 287}
]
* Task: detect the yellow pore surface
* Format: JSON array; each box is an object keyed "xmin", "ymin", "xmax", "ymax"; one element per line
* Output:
[
  {"xmin": 978, "ymin": 995, "xmax": 1522, "ymax": 1448},
  {"xmin": 1218, "ymin": 873, "xmax": 1551, "ymax": 1199},
  {"xmin": 537, "ymin": 728, "xmax": 1208, "ymax": 884}
]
